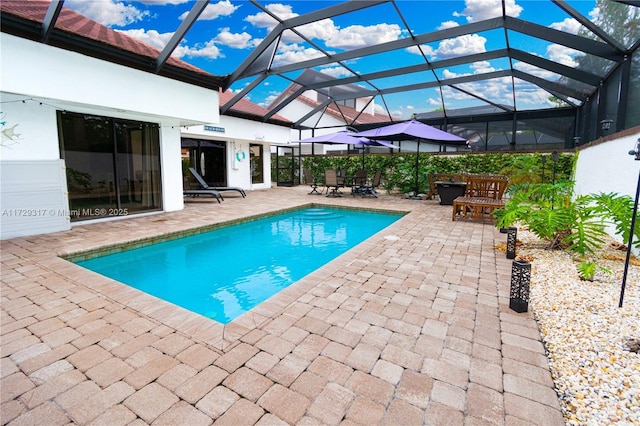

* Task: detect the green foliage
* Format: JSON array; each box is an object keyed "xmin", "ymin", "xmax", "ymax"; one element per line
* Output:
[
  {"xmin": 590, "ymin": 192, "xmax": 640, "ymax": 250},
  {"xmin": 181, "ymin": 157, "xmax": 191, "ymax": 177},
  {"xmin": 301, "ymin": 151, "xmax": 575, "ymax": 194},
  {"xmin": 495, "ymin": 181, "xmax": 639, "ymax": 260},
  {"xmin": 577, "ymin": 261, "xmax": 612, "ymax": 281}
]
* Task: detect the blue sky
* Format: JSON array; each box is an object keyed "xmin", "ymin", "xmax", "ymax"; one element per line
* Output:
[{"xmin": 64, "ymin": 0, "xmax": 613, "ymax": 118}]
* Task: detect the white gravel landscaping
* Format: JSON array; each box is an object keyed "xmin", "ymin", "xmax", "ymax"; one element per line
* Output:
[{"xmin": 513, "ymin": 229, "xmax": 639, "ymax": 425}]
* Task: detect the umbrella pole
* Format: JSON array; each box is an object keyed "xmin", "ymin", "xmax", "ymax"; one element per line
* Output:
[{"xmin": 414, "ymin": 141, "xmax": 420, "ymax": 195}]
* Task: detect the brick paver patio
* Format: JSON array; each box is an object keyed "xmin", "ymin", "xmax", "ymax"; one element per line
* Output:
[{"xmin": 1, "ymin": 186, "xmax": 564, "ymax": 425}]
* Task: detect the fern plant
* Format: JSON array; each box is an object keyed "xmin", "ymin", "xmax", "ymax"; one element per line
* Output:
[{"xmin": 494, "ymin": 181, "xmax": 639, "ymax": 258}]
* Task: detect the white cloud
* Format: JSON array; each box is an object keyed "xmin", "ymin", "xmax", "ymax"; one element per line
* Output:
[
  {"xmin": 549, "ymin": 17, "xmax": 582, "ymax": 35},
  {"xmin": 261, "ymin": 92, "xmax": 282, "ymax": 108},
  {"xmin": 136, "ymin": 0, "xmax": 190, "ymax": 5},
  {"xmin": 431, "ymin": 34, "xmax": 487, "ymax": 59},
  {"xmin": 406, "ymin": 44, "xmax": 435, "ymax": 56},
  {"xmin": 245, "ymin": 3, "xmax": 297, "ymax": 29},
  {"xmin": 438, "ymin": 21, "xmax": 460, "ymax": 30},
  {"xmin": 66, "ymin": 0, "xmax": 148, "ymax": 27},
  {"xmin": 214, "ymin": 28, "xmax": 254, "ymax": 49},
  {"xmin": 546, "ymin": 44, "xmax": 583, "ymax": 67},
  {"xmin": 470, "ymin": 61, "xmax": 495, "ymax": 73},
  {"xmin": 453, "ymin": 0, "xmax": 523, "ymax": 22},
  {"xmin": 408, "ymin": 33, "xmax": 487, "ymax": 60},
  {"xmin": 513, "ymin": 61, "xmax": 556, "ymax": 79},
  {"xmin": 388, "ymin": 105, "xmax": 415, "ymax": 119},
  {"xmin": 325, "ymin": 23, "xmax": 402, "ymax": 50},
  {"xmin": 442, "ymin": 69, "xmax": 460, "ymax": 79},
  {"xmin": 319, "ymin": 66, "xmax": 353, "ymax": 78},
  {"xmin": 246, "ymin": 4, "xmax": 401, "ymax": 50},
  {"xmin": 120, "ymin": 27, "xmax": 254, "ymax": 60},
  {"xmin": 116, "ymin": 28, "xmax": 172, "ymax": 50},
  {"xmin": 179, "ymin": 0, "xmax": 239, "ymax": 21},
  {"xmin": 117, "ymin": 28, "xmax": 223, "ymax": 59},
  {"xmin": 272, "ymin": 44, "xmax": 325, "ymax": 66},
  {"xmin": 176, "ymin": 40, "xmax": 223, "ymax": 59}
]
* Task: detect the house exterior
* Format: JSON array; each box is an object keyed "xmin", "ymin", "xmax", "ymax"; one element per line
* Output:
[
  {"xmin": 0, "ymin": 2, "xmax": 290, "ymax": 239},
  {"xmin": 181, "ymin": 90, "xmax": 291, "ymax": 192}
]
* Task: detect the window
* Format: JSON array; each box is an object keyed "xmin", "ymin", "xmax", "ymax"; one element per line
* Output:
[{"xmin": 58, "ymin": 112, "xmax": 162, "ymax": 221}]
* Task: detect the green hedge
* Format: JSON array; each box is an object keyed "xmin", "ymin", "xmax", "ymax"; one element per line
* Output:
[{"xmin": 296, "ymin": 152, "xmax": 574, "ymax": 194}]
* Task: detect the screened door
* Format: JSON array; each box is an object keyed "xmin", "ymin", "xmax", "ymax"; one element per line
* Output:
[
  {"xmin": 275, "ymin": 146, "xmax": 295, "ymax": 186},
  {"xmin": 250, "ymin": 144, "xmax": 263, "ymax": 184}
]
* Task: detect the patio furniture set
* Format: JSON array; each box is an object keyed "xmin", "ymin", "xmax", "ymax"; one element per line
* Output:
[
  {"xmin": 304, "ymin": 168, "xmax": 383, "ymax": 198},
  {"xmin": 306, "ymin": 168, "xmax": 509, "ymax": 222}
]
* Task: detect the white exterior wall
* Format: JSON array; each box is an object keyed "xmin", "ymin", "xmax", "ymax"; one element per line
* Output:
[
  {"xmin": 1, "ymin": 35, "xmax": 218, "ymax": 125},
  {"xmin": 574, "ymin": 130, "xmax": 640, "ymax": 254},
  {"xmin": 182, "ymin": 115, "xmax": 291, "ymax": 190},
  {"xmin": 0, "ymin": 34, "xmax": 219, "ymax": 239}
]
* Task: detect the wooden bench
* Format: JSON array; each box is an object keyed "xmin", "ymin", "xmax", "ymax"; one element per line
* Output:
[{"xmin": 452, "ymin": 175, "xmax": 509, "ymax": 222}]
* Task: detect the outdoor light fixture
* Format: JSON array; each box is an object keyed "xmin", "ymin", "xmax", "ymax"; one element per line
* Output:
[
  {"xmin": 600, "ymin": 118, "xmax": 614, "ymax": 132},
  {"xmin": 510, "ymin": 261, "xmax": 531, "ymax": 313},
  {"xmin": 619, "ymin": 138, "xmax": 640, "ymax": 308},
  {"xmin": 506, "ymin": 227, "xmax": 517, "ymax": 259}
]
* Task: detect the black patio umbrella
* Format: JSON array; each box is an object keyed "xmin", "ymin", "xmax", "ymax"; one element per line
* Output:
[{"xmin": 354, "ymin": 119, "xmax": 467, "ymax": 194}]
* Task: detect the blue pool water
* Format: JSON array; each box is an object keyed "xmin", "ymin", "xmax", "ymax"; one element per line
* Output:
[{"xmin": 76, "ymin": 207, "xmax": 402, "ymax": 323}]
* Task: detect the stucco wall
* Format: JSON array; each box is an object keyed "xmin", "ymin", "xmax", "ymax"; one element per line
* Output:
[
  {"xmin": 0, "ymin": 34, "xmax": 219, "ymax": 238},
  {"xmin": 574, "ymin": 128, "xmax": 640, "ymax": 252},
  {"xmin": 1, "ymin": 34, "xmax": 218, "ymax": 125}
]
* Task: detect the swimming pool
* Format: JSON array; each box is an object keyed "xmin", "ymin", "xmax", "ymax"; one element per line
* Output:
[{"xmin": 76, "ymin": 206, "xmax": 403, "ymax": 323}]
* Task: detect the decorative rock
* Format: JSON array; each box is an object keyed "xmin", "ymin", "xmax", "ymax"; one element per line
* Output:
[{"xmin": 514, "ymin": 229, "xmax": 640, "ymax": 425}]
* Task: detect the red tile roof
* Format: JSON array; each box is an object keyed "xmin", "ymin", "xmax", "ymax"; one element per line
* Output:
[
  {"xmin": 0, "ymin": 0, "xmax": 217, "ymax": 79},
  {"xmin": 268, "ymin": 82, "xmax": 397, "ymax": 126},
  {"xmin": 219, "ymin": 90, "xmax": 291, "ymax": 125}
]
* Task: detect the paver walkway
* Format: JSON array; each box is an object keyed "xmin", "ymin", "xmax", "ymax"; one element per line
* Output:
[{"xmin": 1, "ymin": 186, "xmax": 564, "ymax": 425}]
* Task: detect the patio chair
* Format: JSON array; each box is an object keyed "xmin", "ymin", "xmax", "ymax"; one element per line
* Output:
[
  {"xmin": 183, "ymin": 189, "xmax": 224, "ymax": 203},
  {"xmin": 324, "ymin": 169, "xmax": 343, "ymax": 197},
  {"xmin": 350, "ymin": 169, "xmax": 367, "ymax": 196},
  {"xmin": 188, "ymin": 167, "xmax": 246, "ymax": 197},
  {"xmin": 303, "ymin": 168, "xmax": 322, "ymax": 195},
  {"xmin": 337, "ymin": 169, "xmax": 347, "ymax": 187},
  {"xmin": 358, "ymin": 169, "xmax": 382, "ymax": 197}
]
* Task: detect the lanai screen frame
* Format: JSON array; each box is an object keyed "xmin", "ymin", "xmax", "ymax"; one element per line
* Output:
[{"xmin": 2, "ymin": 0, "xmax": 639, "ymax": 150}]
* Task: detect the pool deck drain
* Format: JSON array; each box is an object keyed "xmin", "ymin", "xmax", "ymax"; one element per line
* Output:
[{"xmin": 1, "ymin": 186, "xmax": 564, "ymax": 425}]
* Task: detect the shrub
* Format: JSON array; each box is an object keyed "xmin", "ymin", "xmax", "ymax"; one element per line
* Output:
[{"xmin": 494, "ymin": 181, "xmax": 639, "ymax": 280}]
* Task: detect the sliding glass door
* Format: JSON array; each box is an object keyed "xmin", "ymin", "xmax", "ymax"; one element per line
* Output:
[{"xmin": 58, "ymin": 112, "xmax": 162, "ymax": 221}]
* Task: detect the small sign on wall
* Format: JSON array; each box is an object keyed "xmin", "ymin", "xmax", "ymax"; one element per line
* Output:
[{"xmin": 204, "ymin": 125, "xmax": 225, "ymax": 133}]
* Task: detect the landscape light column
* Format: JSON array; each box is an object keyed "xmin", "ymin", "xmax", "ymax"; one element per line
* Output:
[
  {"xmin": 509, "ymin": 260, "xmax": 531, "ymax": 313},
  {"xmin": 506, "ymin": 227, "xmax": 517, "ymax": 259}
]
